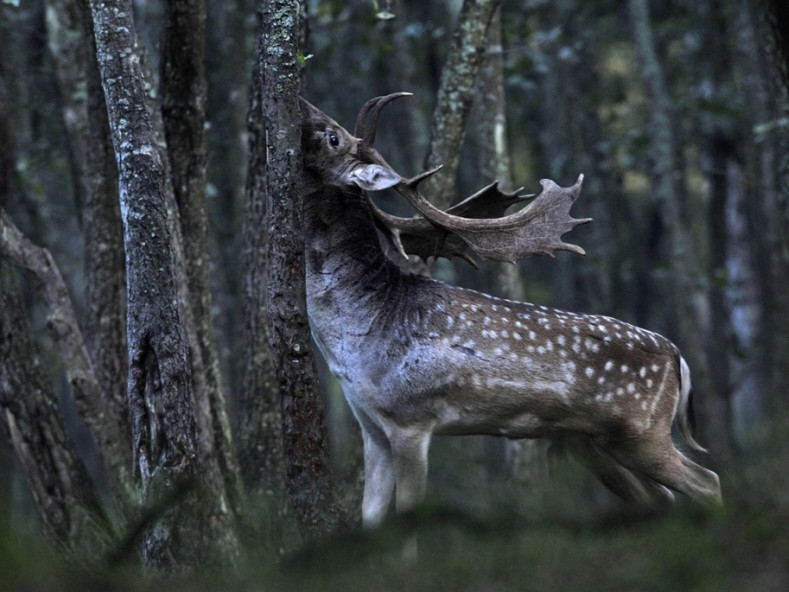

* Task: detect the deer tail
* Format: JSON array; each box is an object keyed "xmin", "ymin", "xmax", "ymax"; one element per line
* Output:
[{"xmin": 676, "ymin": 354, "xmax": 707, "ymax": 453}]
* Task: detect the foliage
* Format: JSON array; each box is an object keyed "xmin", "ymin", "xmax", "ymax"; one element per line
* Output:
[{"xmin": 2, "ymin": 413, "xmax": 789, "ymax": 590}]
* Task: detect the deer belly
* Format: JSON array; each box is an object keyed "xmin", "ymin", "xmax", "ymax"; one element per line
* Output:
[{"xmin": 432, "ymin": 375, "xmax": 575, "ymax": 439}]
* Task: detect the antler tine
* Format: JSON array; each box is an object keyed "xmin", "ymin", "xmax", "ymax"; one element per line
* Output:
[
  {"xmin": 354, "ymin": 92, "xmax": 413, "ymax": 146},
  {"xmin": 404, "ymin": 165, "xmax": 444, "ymax": 188},
  {"xmin": 393, "ymin": 173, "xmax": 591, "ymax": 263}
]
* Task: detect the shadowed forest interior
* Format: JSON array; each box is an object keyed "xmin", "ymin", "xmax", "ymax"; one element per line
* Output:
[{"xmin": 1, "ymin": 0, "xmax": 789, "ymax": 588}]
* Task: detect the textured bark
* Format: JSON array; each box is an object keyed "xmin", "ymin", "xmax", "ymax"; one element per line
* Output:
[
  {"xmin": 422, "ymin": 0, "xmax": 500, "ymax": 209},
  {"xmin": 45, "ymin": 0, "xmax": 133, "ymax": 506},
  {"xmin": 629, "ymin": 0, "xmax": 731, "ymax": 460},
  {"xmin": 81, "ymin": 1, "xmax": 129, "ymax": 451},
  {"xmin": 162, "ymin": 0, "xmax": 244, "ymax": 518},
  {"xmin": 0, "ymin": 208, "xmax": 134, "ymax": 506},
  {"xmin": 261, "ymin": 0, "xmax": 349, "ymax": 539},
  {"xmin": 0, "ymin": 262, "xmax": 100, "ymax": 549},
  {"xmin": 89, "ymin": 0, "xmax": 236, "ymax": 567},
  {"xmin": 240, "ymin": 5, "xmax": 282, "ymax": 498}
]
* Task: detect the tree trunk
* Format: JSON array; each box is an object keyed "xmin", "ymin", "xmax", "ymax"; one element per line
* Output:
[
  {"xmin": 161, "ymin": 0, "xmax": 244, "ymax": 519},
  {"xmin": 750, "ymin": 0, "xmax": 789, "ymax": 402},
  {"xmin": 89, "ymin": 0, "xmax": 237, "ymax": 567},
  {"xmin": 741, "ymin": 0, "xmax": 789, "ymax": 414},
  {"xmin": 261, "ymin": 0, "xmax": 349, "ymax": 539},
  {"xmin": 467, "ymin": 6, "xmax": 548, "ymax": 487},
  {"xmin": 45, "ymin": 0, "xmax": 133, "ymax": 507},
  {"xmin": 0, "ymin": 261, "xmax": 101, "ymax": 550},
  {"xmin": 206, "ymin": 0, "xmax": 252, "ymax": 401},
  {"xmin": 240, "ymin": 4, "xmax": 284, "ymax": 501},
  {"xmin": 422, "ymin": 0, "xmax": 500, "ymax": 210}
]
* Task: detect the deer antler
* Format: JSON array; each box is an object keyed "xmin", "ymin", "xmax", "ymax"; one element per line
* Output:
[
  {"xmin": 391, "ymin": 171, "xmax": 591, "ymax": 263},
  {"xmin": 354, "ymin": 92, "xmax": 413, "ymax": 153},
  {"xmin": 355, "ymin": 93, "xmax": 591, "ymax": 264},
  {"xmin": 368, "ymin": 178, "xmax": 533, "ymax": 264}
]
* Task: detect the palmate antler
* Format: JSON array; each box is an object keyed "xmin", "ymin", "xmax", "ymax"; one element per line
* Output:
[{"xmin": 356, "ymin": 93, "xmax": 591, "ymax": 265}]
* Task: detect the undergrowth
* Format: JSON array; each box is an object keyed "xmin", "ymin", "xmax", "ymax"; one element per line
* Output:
[{"xmin": 2, "ymin": 416, "xmax": 789, "ymax": 592}]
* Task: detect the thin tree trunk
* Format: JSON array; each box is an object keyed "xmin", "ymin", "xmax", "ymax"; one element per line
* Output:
[
  {"xmin": 206, "ymin": 0, "xmax": 251, "ymax": 401},
  {"xmin": 0, "ymin": 208, "xmax": 135, "ymax": 505},
  {"xmin": 422, "ymin": 0, "xmax": 500, "ymax": 210},
  {"xmin": 0, "ymin": 261, "xmax": 101, "ymax": 550},
  {"xmin": 261, "ymin": 0, "xmax": 349, "ymax": 539},
  {"xmin": 161, "ymin": 0, "xmax": 244, "ymax": 518},
  {"xmin": 89, "ymin": 0, "xmax": 237, "ymax": 566},
  {"xmin": 741, "ymin": 0, "xmax": 788, "ymax": 414},
  {"xmin": 240, "ymin": 4, "xmax": 283, "ymax": 498},
  {"xmin": 467, "ymin": 6, "xmax": 548, "ymax": 487},
  {"xmin": 750, "ymin": 0, "xmax": 789, "ymax": 402},
  {"xmin": 45, "ymin": 0, "xmax": 133, "ymax": 507},
  {"xmin": 724, "ymin": 158, "xmax": 765, "ymax": 447}
]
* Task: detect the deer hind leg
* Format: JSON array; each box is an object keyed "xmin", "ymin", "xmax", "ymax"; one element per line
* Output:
[
  {"xmin": 359, "ymin": 421, "xmax": 395, "ymax": 528},
  {"xmin": 567, "ymin": 437, "xmax": 674, "ymax": 505},
  {"xmin": 606, "ymin": 435, "xmax": 722, "ymax": 506}
]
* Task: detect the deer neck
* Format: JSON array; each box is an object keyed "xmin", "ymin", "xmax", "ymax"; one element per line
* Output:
[{"xmin": 302, "ymin": 183, "xmax": 406, "ymax": 347}]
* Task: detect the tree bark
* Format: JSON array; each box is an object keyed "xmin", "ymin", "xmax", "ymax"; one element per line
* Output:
[
  {"xmin": 422, "ymin": 0, "xmax": 500, "ymax": 210},
  {"xmin": 161, "ymin": 0, "xmax": 244, "ymax": 519},
  {"xmin": 89, "ymin": 0, "xmax": 237, "ymax": 566},
  {"xmin": 240, "ymin": 4, "xmax": 283, "ymax": 499},
  {"xmin": 261, "ymin": 0, "xmax": 349, "ymax": 539},
  {"xmin": 45, "ymin": 0, "xmax": 133, "ymax": 507},
  {"xmin": 0, "ymin": 261, "xmax": 101, "ymax": 550}
]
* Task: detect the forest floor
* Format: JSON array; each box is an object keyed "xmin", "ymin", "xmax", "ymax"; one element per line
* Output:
[{"xmin": 3, "ymin": 415, "xmax": 789, "ymax": 592}]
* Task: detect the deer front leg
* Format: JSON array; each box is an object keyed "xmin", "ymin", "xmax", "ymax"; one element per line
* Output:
[
  {"xmin": 360, "ymin": 424, "xmax": 395, "ymax": 528},
  {"xmin": 390, "ymin": 426, "xmax": 433, "ymax": 515}
]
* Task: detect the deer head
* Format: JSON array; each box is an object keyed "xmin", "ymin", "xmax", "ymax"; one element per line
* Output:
[
  {"xmin": 298, "ymin": 94, "xmax": 721, "ymax": 537},
  {"xmin": 300, "ymin": 95, "xmax": 402, "ymax": 192},
  {"xmin": 301, "ymin": 93, "xmax": 591, "ymax": 266}
]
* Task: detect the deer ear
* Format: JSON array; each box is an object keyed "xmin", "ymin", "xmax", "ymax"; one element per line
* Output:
[{"xmin": 349, "ymin": 164, "xmax": 400, "ymax": 191}]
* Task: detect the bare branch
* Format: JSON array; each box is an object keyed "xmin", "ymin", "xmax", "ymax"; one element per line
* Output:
[{"xmin": 0, "ymin": 207, "xmax": 135, "ymax": 505}]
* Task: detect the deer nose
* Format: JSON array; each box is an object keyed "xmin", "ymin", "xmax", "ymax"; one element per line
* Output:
[{"xmin": 349, "ymin": 164, "xmax": 401, "ymax": 191}]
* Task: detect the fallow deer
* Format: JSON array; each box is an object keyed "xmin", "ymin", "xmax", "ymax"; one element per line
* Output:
[{"xmin": 299, "ymin": 92, "xmax": 721, "ymax": 528}]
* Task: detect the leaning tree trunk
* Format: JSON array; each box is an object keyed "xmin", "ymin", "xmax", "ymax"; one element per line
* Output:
[
  {"xmin": 422, "ymin": 0, "xmax": 500, "ymax": 210},
  {"xmin": 89, "ymin": 0, "xmax": 237, "ymax": 567},
  {"xmin": 0, "ymin": 260, "xmax": 101, "ymax": 550},
  {"xmin": 260, "ymin": 0, "xmax": 349, "ymax": 539}
]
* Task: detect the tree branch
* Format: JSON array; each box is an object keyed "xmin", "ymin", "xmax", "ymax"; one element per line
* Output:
[{"xmin": 0, "ymin": 207, "xmax": 135, "ymax": 506}]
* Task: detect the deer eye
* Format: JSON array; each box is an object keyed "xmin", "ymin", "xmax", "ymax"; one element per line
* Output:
[{"xmin": 327, "ymin": 130, "xmax": 340, "ymax": 147}]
